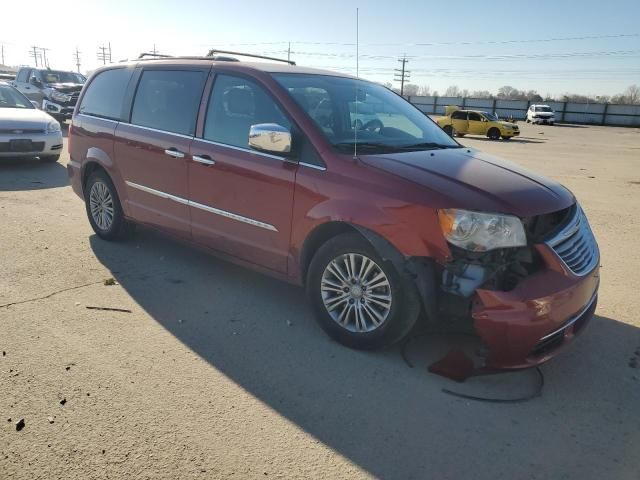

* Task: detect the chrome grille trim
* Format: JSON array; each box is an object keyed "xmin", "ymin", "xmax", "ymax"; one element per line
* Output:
[{"xmin": 546, "ymin": 205, "xmax": 599, "ymax": 276}]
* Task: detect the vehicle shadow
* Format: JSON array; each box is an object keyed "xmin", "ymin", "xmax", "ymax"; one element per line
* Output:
[
  {"xmin": 553, "ymin": 123, "xmax": 589, "ymax": 128},
  {"xmin": 90, "ymin": 229, "xmax": 640, "ymax": 480},
  {"xmin": 462, "ymin": 137, "xmax": 547, "ymax": 145},
  {"xmin": 0, "ymin": 157, "xmax": 68, "ymax": 191}
]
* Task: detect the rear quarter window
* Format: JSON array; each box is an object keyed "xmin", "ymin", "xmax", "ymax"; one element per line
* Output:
[{"xmin": 79, "ymin": 68, "xmax": 133, "ymax": 121}]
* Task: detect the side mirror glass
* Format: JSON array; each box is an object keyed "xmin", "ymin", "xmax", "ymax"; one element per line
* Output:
[{"xmin": 248, "ymin": 123, "xmax": 292, "ymax": 154}]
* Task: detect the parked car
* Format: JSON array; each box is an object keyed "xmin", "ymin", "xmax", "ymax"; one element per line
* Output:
[
  {"xmin": 68, "ymin": 55, "xmax": 599, "ymax": 370},
  {"xmin": 437, "ymin": 106, "xmax": 520, "ymax": 140},
  {"xmin": 0, "ymin": 81, "xmax": 63, "ymax": 162},
  {"xmin": 527, "ymin": 104, "xmax": 555, "ymax": 125},
  {"xmin": 12, "ymin": 67, "xmax": 85, "ymax": 123}
]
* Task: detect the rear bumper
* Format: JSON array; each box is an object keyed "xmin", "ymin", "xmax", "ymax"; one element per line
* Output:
[
  {"xmin": 67, "ymin": 159, "xmax": 83, "ymax": 198},
  {"xmin": 472, "ymin": 244, "xmax": 600, "ymax": 370}
]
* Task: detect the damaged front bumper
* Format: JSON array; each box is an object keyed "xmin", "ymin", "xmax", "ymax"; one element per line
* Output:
[{"xmin": 472, "ymin": 244, "xmax": 599, "ymax": 370}]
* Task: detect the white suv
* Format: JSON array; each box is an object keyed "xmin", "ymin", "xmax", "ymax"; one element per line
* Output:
[{"xmin": 526, "ymin": 104, "xmax": 555, "ymax": 125}]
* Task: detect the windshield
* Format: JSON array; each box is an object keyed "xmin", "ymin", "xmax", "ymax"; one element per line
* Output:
[
  {"xmin": 273, "ymin": 74, "xmax": 460, "ymax": 153},
  {"xmin": 482, "ymin": 111, "xmax": 499, "ymax": 121},
  {"xmin": 0, "ymin": 84, "xmax": 34, "ymax": 109},
  {"xmin": 40, "ymin": 70, "xmax": 86, "ymax": 84},
  {"xmin": 535, "ymin": 106, "xmax": 553, "ymax": 112}
]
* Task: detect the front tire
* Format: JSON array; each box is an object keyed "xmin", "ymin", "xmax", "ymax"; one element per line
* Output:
[
  {"xmin": 443, "ymin": 125, "xmax": 454, "ymax": 137},
  {"xmin": 488, "ymin": 127, "xmax": 501, "ymax": 140},
  {"xmin": 307, "ymin": 233, "xmax": 420, "ymax": 350},
  {"xmin": 84, "ymin": 169, "xmax": 134, "ymax": 241}
]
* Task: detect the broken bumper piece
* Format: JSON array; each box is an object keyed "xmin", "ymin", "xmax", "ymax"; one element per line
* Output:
[{"xmin": 471, "ymin": 245, "xmax": 600, "ymax": 370}]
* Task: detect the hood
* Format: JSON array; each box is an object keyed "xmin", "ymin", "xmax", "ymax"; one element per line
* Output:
[
  {"xmin": 46, "ymin": 82, "xmax": 83, "ymax": 93},
  {"xmin": 361, "ymin": 148, "xmax": 574, "ymax": 217},
  {"xmin": 0, "ymin": 108, "xmax": 54, "ymax": 130}
]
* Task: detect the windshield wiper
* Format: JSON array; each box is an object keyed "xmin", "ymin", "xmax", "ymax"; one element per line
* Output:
[
  {"xmin": 396, "ymin": 142, "xmax": 461, "ymax": 150},
  {"xmin": 333, "ymin": 141, "xmax": 399, "ymax": 152}
]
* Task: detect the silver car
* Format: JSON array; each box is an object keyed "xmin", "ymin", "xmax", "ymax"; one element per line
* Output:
[{"xmin": 0, "ymin": 82, "xmax": 63, "ymax": 162}]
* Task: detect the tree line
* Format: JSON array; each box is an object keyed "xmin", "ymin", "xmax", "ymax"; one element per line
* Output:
[{"xmin": 384, "ymin": 83, "xmax": 640, "ymax": 105}]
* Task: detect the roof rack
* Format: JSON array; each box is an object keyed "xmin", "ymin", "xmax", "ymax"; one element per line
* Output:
[
  {"xmin": 133, "ymin": 50, "xmax": 295, "ymax": 66},
  {"xmin": 206, "ymin": 49, "xmax": 295, "ymax": 66},
  {"xmin": 138, "ymin": 52, "xmax": 174, "ymax": 59}
]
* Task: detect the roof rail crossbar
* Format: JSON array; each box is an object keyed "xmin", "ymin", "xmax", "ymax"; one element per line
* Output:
[
  {"xmin": 137, "ymin": 52, "xmax": 174, "ymax": 59},
  {"xmin": 206, "ymin": 49, "xmax": 295, "ymax": 66}
]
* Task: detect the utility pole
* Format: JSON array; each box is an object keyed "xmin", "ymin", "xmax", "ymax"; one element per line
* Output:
[
  {"xmin": 29, "ymin": 46, "xmax": 39, "ymax": 67},
  {"xmin": 394, "ymin": 55, "xmax": 410, "ymax": 96},
  {"xmin": 40, "ymin": 48, "xmax": 50, "ymax": 68},
  {"xmin": 73, "ymin": 47, "xmax": 81, "ymax": 73},
  {"xmin": 287, "ymin": 42, "xmax": 291, "ymax": 62},
  {"xmin": 97, "ymin": 44, "xmax": 111, "ymax": 65},
  {"xmin": 152, "ymin": 44, "xmax": 158, "ymax": 55},
  {"xmin": 1, "ymin": 44, "xmax": 5, "ymax": 65}
]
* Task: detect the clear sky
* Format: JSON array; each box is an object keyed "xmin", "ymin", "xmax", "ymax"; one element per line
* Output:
[{"xmin": 1, "ymin": 0, "xmax": 639, "ymax": 97}]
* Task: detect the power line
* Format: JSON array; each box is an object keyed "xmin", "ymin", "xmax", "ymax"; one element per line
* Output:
[{"xmin": 202, "ymin": 32, "xmax": 640, "ymax": 48}]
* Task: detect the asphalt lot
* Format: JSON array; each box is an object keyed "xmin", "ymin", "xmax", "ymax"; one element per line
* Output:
[{"xmin": 1, "ymin": 122, "xmax": 639, "ymax": 479}]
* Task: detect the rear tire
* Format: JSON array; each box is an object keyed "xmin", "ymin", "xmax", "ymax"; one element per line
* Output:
[
  {"xmin": 39, "ymin": 155, "xmax": 60, "ymax": 163},
  {"xmin": 84, "ymin": 169, "xmax": 134, "ymax": 241},
  {"xmin": 307, "ymin": 232, "xmax": 420, "ymax": 350},
  {"xmin": 488, "ymin": 128, "xmax": 501, "ymax": 140}
]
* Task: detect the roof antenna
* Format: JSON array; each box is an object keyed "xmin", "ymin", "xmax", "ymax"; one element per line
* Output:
[{"xmin": 354, "ymin": 7, "xmax": 359, "ymax": 159}]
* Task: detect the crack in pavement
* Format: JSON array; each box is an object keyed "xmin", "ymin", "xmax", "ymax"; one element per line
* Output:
[{"xmin": 0, "ymin": 280, "xmax": 107, "ymax": 309}]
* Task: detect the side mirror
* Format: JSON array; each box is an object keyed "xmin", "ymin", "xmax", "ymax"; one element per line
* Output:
[
  {"xmin": 31, "ymin": 101, "xmax": 40, "ymax": 109},
  {"xmin": 248, "ymin": 123, "xmax": 292, "ymax": 154},
  {"xmin": 29, "ymin": 77, "xmax": 42, "ymax": 87}
]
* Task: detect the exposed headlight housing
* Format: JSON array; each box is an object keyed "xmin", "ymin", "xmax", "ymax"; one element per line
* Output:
[
  {"xmin": 50, "ymin": 90, "xmax": 71, "ymax": 102},
  {"xmin": 438, "ymin": 209, "xmax": 527, "ymax": 252},
  {"xmin": 47, "ymin": 120, "xmax": 61, "ymax": 133}
]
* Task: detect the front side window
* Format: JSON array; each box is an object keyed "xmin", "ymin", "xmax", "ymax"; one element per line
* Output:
[
  {"xmin": 482, "ymin": 111, "xmax": 499, "ymax": 121},
  {"xmin": 16, "ymin": 69, "xmax": 30, "ymax": 83},
  {"xmin": 79, "ymin": 68, "xmax": 133, "ymax": 120},
  {"xmin": 468, "ymin": 112, "xmax": 482, "ymax": 121},
  {"xmin": 0, "ymin": 85, "xmax": 34, "ymax": 109},
  {"xmin": 131, "ymin": 70, "xmax": 206, "ymax": 136},
  {"xmin": 274, "ymin": 73, "xmax": 459, "ymax": 153},
  {"xmin": 451, "ymin": 111, "xmax": 466, "ymax": 120},
  {"xmin": 204, "ymin": 74, "xmax": 291, "ymax": 149}
]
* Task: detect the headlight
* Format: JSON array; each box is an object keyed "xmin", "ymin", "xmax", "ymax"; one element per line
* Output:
[
  {"xmin": 438, "ymin": 209, "xmax": 527, "ymax": 252},
  {"xmin": 50, "ymin": 90, "xmax": 71, "ymax": 102},
  {"xmin": 47, "ymin": 120, "xmax": 61, "ymax": 133}
]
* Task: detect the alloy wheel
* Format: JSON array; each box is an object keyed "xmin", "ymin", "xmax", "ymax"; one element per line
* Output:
[
  {"xmin": 89, "ymin": 181, "xmax": 114, "ymax": 231},
  {"xmin": 320, "ymin": 253, "xmax": 392, "ymax": 333}
]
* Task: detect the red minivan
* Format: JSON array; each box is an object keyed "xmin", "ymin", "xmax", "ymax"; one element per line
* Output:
[{"xmin": 68, "ymin": 53, "xmax": 599, "ymax": 370}]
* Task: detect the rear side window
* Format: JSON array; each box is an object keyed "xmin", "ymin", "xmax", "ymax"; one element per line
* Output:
[
  {"xmin": 131, "ymin": 70, "xmax": 206, "ymax": 136},
  {"xmin": 79, "ymin": 68, "xmax": 133, "ymax": 120},
  {"xmin": 204, "ymin": 74, "xmax": 291, "ymax": 148}
]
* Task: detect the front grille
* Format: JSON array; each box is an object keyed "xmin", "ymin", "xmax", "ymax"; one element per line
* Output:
[
  {"xmin": 0, "ymin": 141, "xmax": 45, "ymax": 153},
  {"xmin": 0, "ymin": 128, "xmax": 45, "ymax": 134},
  {"xmin": 546, "ymin": 206, "xmax": 599, "ymax": 276}
]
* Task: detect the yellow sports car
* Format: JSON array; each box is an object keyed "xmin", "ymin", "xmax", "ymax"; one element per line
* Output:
[{"xmin": 437, "ymin": 106, "xmax": 520, "ymax": 140}]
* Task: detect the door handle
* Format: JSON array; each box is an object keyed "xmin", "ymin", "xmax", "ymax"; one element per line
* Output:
[
  {"xmin": 192, "ymin": 154, "xmax": 215, "ymax": 166},
  {"xmin": 164, "ymin": 148, "xmax": 185, "ymax": 159}
]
